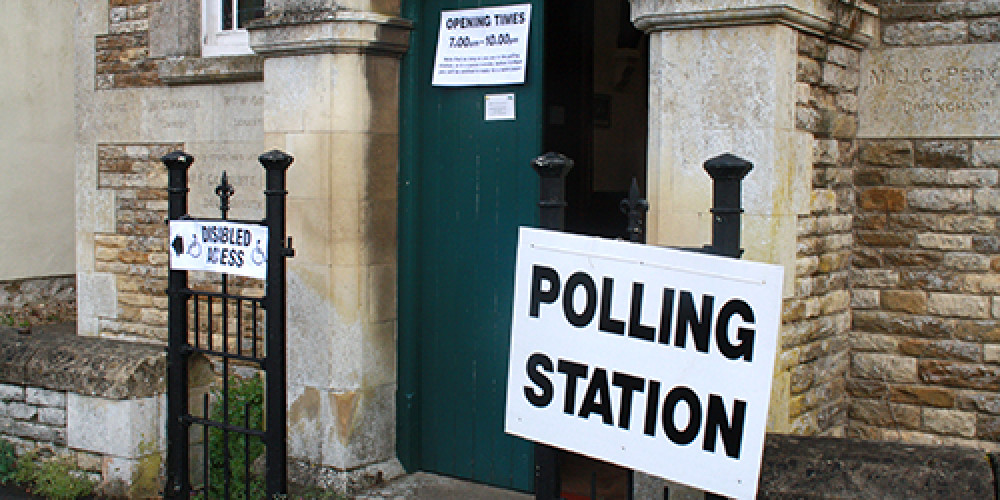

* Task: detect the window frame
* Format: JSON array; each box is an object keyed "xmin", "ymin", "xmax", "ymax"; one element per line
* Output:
[{"xmin": 201, "ymin": 0, "xmax": 256, "ymax": 57}]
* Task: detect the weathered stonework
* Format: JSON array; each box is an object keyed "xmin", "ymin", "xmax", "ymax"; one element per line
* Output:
[
  {"xmin": 94, "ymin": 142, "xmax": 179, "ymax": 342},
  {"xmin": 96, "ymin": 0, "xmax": 163, "ymax": 89},
  {"xmin": 0, "ymin": 276, "xmax": 76, "ymax": 326},
  {"xmin": 849, "ymin": 137, "xmax": 1000, "ymax": 449},
  {"xmin": 784, "ymin": 30, "xmax": 861, "ymax": 437},
  {"xmin": 0, "ymin": 324, "xmax": 166, "ymax": 494}
]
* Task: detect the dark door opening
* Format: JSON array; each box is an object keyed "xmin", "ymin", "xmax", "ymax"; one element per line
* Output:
[
  {"xmin": 543, "ymin": 1, "xmax": 649, "ymax": 498},
  {"xmin": 545, "ymin": 0, "xmax": 648, "ymax": 240}
]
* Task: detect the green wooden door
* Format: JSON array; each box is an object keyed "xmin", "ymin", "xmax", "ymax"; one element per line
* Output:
[{"xmin": 398, "ymin": 0, "xmax": 545, "ymax": 492}]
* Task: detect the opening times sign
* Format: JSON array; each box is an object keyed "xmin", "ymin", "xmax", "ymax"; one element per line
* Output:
[
  {"xmin": 505, "ymin": 228, "xmax": 784, "ymax": 499},
  {"xmin": 432, "ymin": 4, "xmax": 532, "ymax": 86}
]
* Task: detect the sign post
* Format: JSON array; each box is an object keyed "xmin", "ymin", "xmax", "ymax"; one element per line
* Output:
[{"xmin": 505, "ymin": 227, "xmax": 784, "ymax": 499}]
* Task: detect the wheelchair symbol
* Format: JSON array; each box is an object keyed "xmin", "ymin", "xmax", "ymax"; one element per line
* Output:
[
  {"xmin": 187, "ymin": 234, "xmax": 202, "ymax": 258},
  {"xmin": 251, "ymin": 240, "xmax": 266, "ymax": 266}
]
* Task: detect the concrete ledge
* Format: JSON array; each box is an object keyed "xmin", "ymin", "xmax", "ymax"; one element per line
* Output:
[
  {"xmin": 0, "ymin": 323, "xmax": 165, "ymax": 399},
  {"xmin": 157, "ymin": 55, "xmax": 264, "ymax": 86},
  {"xmin": 759, "ymin": 434, "xmax": 995, "ymax": 498}
]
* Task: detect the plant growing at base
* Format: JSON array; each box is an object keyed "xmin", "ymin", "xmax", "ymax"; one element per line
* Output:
[{"xmin": 205, "ymin": 375, "xmax": 265, "ymax": 500}]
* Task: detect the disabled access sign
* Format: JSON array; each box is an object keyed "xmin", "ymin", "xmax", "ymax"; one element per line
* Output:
[{"xmin": 168, "ymin": 220, "xmax": 268, "ymax": 279}]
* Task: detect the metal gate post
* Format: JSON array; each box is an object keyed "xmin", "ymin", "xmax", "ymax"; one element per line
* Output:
[
  {"xmin": 163, "ymin": 151, "xmax": 193, "ymax": 499},
  {"xmin": 530, "ymin": 152, "xmax": 573, "ymax": 500},
  {"xmin": 260, "ymin": 150, "xmax": 294, "ymax": 497},
  {"xmin": 703, "ymin": 154, "xmax": 753, "ymax": 259}
]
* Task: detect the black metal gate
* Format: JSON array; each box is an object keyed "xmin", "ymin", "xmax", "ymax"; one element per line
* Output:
[{"xmin": 162, "ymin": 150, "xmax": 294, "ymax": 499}]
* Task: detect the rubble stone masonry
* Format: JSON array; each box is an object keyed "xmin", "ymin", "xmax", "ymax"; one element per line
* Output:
[
  {"xmin": 787, "ymin": 32, "xmax": 860, "ymax": 436},
  {"xmin": 846, "ymin": 0, "xmax": 1000, "ymax": 449},
  {"xmin": 96, "ymin": 0, "xmax": 162, "ymax": 89},
  {"xmin": 94, "ymin": 143, "xmax": 180, "ymax": 342}
]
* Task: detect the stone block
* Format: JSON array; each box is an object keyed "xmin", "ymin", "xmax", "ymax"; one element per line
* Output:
[
  {"xmin": 851, "ymin": 353, "xmax": 917, "ymax": 383},
  {"xmin": 66, "ymin": 394, "xmax": 164, "ymax": 458},
  {"xmin": 919, "ymin": 360, "xmax": 1000, "ymax": 390},
  {"xmin": 949, "ymin": 169, "xmax": 997, "ymax": 187},
  {"xmin": 849, "ymin": 399, "xmax": 920, "ymax": 429},
  {"xmin": 899, "ymin": 338, "xmax": 982, "ymax": 362},
  {"xmin": 928, "ymin": 293, "xmax": 991, "ymax": 319},
  {"xmin": 986, "ymin": 343, "xmax": 1000, "ymax": 362},
  {"xmin": 883, "ymin": 21, "xmax": 968, "ymax": 46},
  {"xmin": 962, "ymin": 274, "xmax": 1000, "ymax": 294},
  {"xmin": 978, "ymin": 414, "xmax": 1000, "ymax": 440},
  {"xmin": 858, "ymin": 140, "xmax": 912, "ymax": 167},
  {"xmin": 37, "ymin": 407, "xmax": 66, "ymax": 426},
  {"xmin": 915, "ymin": 233, "xmax": 971, "ymax": 251},
  {"xmin": 798, "ymin": 56, "xmax": 821, "ymax": 83},
  {"xmin": 26, "ymin": 388, "xmax": 66, "ymax": 408},
  {"xmin": 908, "ymin": 189, "xmax": 972, "ymax": 212},
  {"xmin": 881, "ymin": 290, "xmax": 927, "ymax": 314},
  {"xmin": 827, "ymin": 44, "xmax": 859, "ymax": 69},
  {"xmin": 851, "ymin": 289, "xmax": 879, "ymax": 309},
  {"xmin": 821, "ymin": 63, "xmax": 858, "ymax": 92},
  {"xmin": 916, "ymin": 141, "xmax": 973, "ymax": 169},
  {"xmin": 922, "ymin": 408, "xmax": 975, "ymax": 437},
  {"xmin": 942, "ymin": 253, "xmax": 991, "ymax": 271},
  {"xmin": 974, "ymin": 188, "xmax": 1000, "ymax": 212},
  {"xmin": 889, "ymin": 385, "xmax": 955, "ymax": 408},
  {"xmin": 6, "ymin": 420, "xmax": 64, "ymax": 444},
  {"xmin": 851, "ymin": 269, "xmax": 899, "ymax": 288},
  {"xmin": 858, "ymin": 187, "xmax": 905, "ymax": 211},
  {"xmin": 0, "ymin": 384, "xmax": 24, "ymax": 402},
  {"xmin": 958, "ymin": 391, "xmax": 1000, "ymax": 415},
  {"xmin": 972, "ymin": 140, "xmax": 1000, "ymax": 168},
  {"xmin": 0, "ymin": 401, "xmax": 37, "ymax": 421},
  {"xmin": 970, "ymin": 19, "xmax": 1000, "ymax": 42}
]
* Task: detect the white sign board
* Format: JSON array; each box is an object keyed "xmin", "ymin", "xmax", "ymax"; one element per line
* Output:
[
  {"xmin": 485, "ymin": 93, "xmax": 516, "ymax": 120},
  {"xmin": 168, "ymin": 219, "xmax": 268, "ymax": 280},
  {"xmin": 431, "ymin": 4, "xmax": 532, "ymax": 86},
  {"xmin": 505, "ymin": 228, "xmax": 784, "ymax": 500}
]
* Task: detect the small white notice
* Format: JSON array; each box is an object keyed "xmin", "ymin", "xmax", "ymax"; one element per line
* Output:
[
  {"xmin": 432, "ymin": 4, "xmax": 532, "ymax": 86},
  {"xmin": 505, "ymin": 228, "xmax": 784, "ymax": 500},
  {"xmin": 485, "ymin": 94, "xmax": 516, "ymax": 120},
  {"xmin": 168, "ymin": 220, "xmax": 268, "ymax": 279}
]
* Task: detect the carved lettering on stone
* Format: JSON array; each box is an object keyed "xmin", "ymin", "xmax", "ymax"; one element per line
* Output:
[{"xmin": 860, "ymin": 45, "xmax": 1000, "ymax": 138}]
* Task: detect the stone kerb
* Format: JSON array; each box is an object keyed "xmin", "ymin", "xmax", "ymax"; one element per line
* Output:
[{"xmin": 0, "ymin": 323, "xmax": 166, "ymax": 492}]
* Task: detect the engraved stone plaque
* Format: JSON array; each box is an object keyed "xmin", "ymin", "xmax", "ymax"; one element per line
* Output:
[{"xmin": 860, "ymin": 44, "xmax": 1000, "ymax": 138}]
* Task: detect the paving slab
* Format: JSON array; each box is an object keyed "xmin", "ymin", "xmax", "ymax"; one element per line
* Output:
[{"xmin": 353, "ymin": 472, "xmax": 531, "ymax": 500}]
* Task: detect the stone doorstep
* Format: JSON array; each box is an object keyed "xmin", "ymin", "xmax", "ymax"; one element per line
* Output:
[{"xmin": 351, "ymin": 472, "xmax": 531, "ymax": 500}]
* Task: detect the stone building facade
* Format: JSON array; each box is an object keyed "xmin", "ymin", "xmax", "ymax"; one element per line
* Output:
[{"xmin": 0, "ymin": 0, "xmax": 997, "ymax": 495}]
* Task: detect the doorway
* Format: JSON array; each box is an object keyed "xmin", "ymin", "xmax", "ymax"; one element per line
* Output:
[
  {"xmin": 545, "ymin": 0, "xmax": 647, "ymax": 239},
  {"xmin": 398, "ymin": 0, "xmax": 648, "ymax": 493},
  {"xmin": 543, "ymin": 1, "xmax": 648, "ymax": 498}
]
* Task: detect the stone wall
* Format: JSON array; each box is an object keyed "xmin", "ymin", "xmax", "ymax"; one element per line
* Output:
[
  {"xmin": 94, "ymin": 143, "xmax": 179, "ymax": 342},
  {"xmin": 848, "ymin": 0, "xmax": 1000, "ymax": 449},
  {"xmin": 0, "ymin": 324, "xmax": 166, "ymax": 496},
  {"xmin": 783, "ymin": 32, "xmax": 861, "ymax": 436},
  {"xmin": 96, "ymin": 0, "xmax": 161, "ymax": 89},
  {"xmin": 849, "ymin": 139, "xmax": 1000, "ymax": 447},
  {"xmin": 0, "ymin": 276, "xmax": 76, "ymax": 327}
]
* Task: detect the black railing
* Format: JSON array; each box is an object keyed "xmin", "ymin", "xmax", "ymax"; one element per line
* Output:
[
  {"xmin": 531, "ymin": 151, "xmax": 753, "ymax": 500},
  {"xmin": 164, "ymin": 150, "xmax": 293, "ymax": 499}
]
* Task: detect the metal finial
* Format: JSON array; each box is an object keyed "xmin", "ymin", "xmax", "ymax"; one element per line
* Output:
[
  {"xmin": 620, "ymin": 177, "xmax": 649, "ymax": 243},
  {"xmin": 216, "ymin": 171, "xmax": 235, "ymax": 219}
]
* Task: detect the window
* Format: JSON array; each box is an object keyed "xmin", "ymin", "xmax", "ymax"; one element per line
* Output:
[{"xmin": 202, "ymin": 0, "xmax": 265, "ymax": 57}]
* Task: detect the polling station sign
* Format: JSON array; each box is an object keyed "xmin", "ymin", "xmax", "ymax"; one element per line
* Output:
[
  {"xmin": 505, "ymin": 228, "xmax": 784, "ymax": 499},
  {"xmin": 168, "ymin": 220, "xmax": 268, "ymax": 280},
  {"xmin": 431, "ymin": 4, "xmax": 532, "ymax": 86}
]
